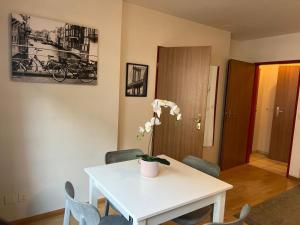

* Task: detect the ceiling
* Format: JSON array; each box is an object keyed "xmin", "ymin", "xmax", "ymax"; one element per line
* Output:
[{"xmin": 125, "ymin": 0, "xmax": 300, "ymax": 40}]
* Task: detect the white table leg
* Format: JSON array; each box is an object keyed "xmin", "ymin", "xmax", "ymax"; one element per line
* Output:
[
  {"xmin": 133, "ymin": 219, "xmax": 146, "ymax": 225},
  {"xmin": 213, "ymin": 192, "xmax": 226, "ymax": 223},
  {"xmin": 89, "ymin": 177, "xmax": 98, "ymax": 207}
]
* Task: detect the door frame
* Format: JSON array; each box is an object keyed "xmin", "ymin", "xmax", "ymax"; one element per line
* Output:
[
  {"xmin": 151, "ymin": 46, "xmax": 161, "ymax": 155},
  {"xmin": 246, "ymin": 60, "xmax": 300, "ymax": 177}
]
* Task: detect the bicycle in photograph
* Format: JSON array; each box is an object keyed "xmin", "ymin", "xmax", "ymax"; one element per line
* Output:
[
  {"xmin": 12, "ymin": 48, "xmax": 60, "ymax": 76},
  {"xmin": 52, "ymin": 58, "xmax": 97, "ymax": 83}
]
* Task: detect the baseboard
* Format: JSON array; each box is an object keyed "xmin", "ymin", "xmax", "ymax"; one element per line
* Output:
[
  {"xmin": 10, "ymin": 198, "xmax": 105, "ymax": 225},
  {"xmin": 288, "ymin": 175, "xmax": 300, "ymax": 181},
  {"xmin": 252, "ymin": 150, "xmax": 269, "ymax": 155},
  {"xmin": 10, "ymin": 209, "xmax": 65, "ymax": 225}
]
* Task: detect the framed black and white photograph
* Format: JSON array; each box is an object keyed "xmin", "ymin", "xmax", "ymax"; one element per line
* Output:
[
  {"xmin": 125, "ymin": 63, "xmax": 148, "ymax": 97},
  {"xmin": 11, "ymin": 13, "xmax": 98, "ymax": 85}
]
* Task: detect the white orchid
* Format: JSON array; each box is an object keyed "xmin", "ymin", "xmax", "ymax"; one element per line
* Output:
[
  {"xmin": 137, "ymin": 99, "xmax": 182, "ymax": 139},
  {"xmin": 177, "ymin": 113, "xmax": 182, "ymax": 120},
  {"xmin": 145, "ymin": 121, "xmax": 152, "ymax": 133},
  {"xmin": 150, "ymin": 117, "xmax": 161, "ymax": 125},
  {"xmin": 170, "ymin": 105, "xmax": 180, "ymax": 115},
  {"xmin": 138, "ymin": 127, "xmax": 145, "ymax": 136},
  {"xmin": 151, "ymin": 100, "xmax": 162, "ymax": 118}
]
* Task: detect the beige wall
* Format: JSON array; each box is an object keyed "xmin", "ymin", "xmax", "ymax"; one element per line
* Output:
[
  {"xmin": 230, "ymin": 32, "xmax": 300, "ymax": 62},
  {"xmin": 253, "ymin": 65, "xmax": 278, "ymax": 154},
  {"xmin": 0, "ymin": 0, "xmax": 123, "ymax": 220},
  {"xmin": 118, "ymin": 3, "xmax": 231, "ymax": 163},
  {"xmin": 230, "ymin": 33, "xmax": 300, "ymax": 177},
  {"xmin": 290, "ymin": 96, "xmax": 300, "ymax": 178}
]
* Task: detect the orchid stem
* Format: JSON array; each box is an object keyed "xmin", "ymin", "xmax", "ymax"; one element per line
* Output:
[{"xmin": 148, "ymin": 130, "xmax": 153, "ymax": 156}]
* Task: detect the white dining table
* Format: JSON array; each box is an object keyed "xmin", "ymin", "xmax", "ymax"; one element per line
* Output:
[{"xmin": 84, "ymin": 155, "xmax": 233, "ymax": 225}]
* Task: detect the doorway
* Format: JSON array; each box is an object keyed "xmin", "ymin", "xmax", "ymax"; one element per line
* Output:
[
  {"xmin": 249, "ymin": 64, "xmax": 300, "ymax": 176},
  {"xmin": 221, "ymin": 60, "xmax": 300, "ymax": 176}
]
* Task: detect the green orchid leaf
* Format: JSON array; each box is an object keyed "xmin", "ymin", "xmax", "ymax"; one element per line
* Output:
[
  {"xmin": 152, "ymin": 158, "xmax": 170, "ymax": 165},
  {"xmin": 136, "ymin": 154, "xmax": 170, "ymax": 166}
]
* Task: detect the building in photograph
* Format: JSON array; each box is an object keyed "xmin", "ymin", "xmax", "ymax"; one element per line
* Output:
[
  {"xmin": 11, "ymin": 14, "xmax": 31, "ymax": 58},
  {"xmin": 88, "ymin": 28, "xmax": 98, "ymax": 42},
  {"xmin": 11, "ymin": 13, "xmax": 98, "ymax": 85},
  {"xmin": 55, "ymin": 27, "xmax": 66, "ymax": 48},
  {"xmin": 64, "ymin": 24, "xmax": 98, "ymax": 60}
]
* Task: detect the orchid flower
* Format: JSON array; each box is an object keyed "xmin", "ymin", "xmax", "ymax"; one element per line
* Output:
[
  {"xmin": 137, "ymin": 99, "xmax": 182, "ymax": 139},
  {"xmin": 177, "ymin": 113, "xmax": 182, "ymax": 120}
]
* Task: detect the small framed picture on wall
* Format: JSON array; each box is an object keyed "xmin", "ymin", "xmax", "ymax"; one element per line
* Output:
[{"xmin": 125, "ymin": 63, "xmax": 148, "ymax": 97}]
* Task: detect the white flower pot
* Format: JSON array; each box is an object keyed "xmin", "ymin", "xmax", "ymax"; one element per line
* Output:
[{"xmin": 140, "ymin": 160, "xmax": 159, "ymax": 178}]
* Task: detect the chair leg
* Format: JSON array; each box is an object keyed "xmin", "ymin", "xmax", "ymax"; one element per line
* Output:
[
  {"xmin": 79, "ymin": 217, "xmax": 86, "ymax": 225},
  {"xmin": 63, "ymin": 204, "xmax": 71, "ymax": 225},
  {"xmin": 104, "ymin": 200, "xmax": 110, "ymax": 216},
  {"xmin": 210, "ymin": 205, "xmax": 214, "ymax": 222}
]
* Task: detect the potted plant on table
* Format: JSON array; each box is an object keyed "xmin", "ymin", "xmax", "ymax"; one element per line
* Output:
[
  {"xmin": 136, "ymin": 154, "xmax": 171, "ymax": 178},
  {"xmin": 137, "ymin": 99, "xmax": 182, "ymax": 177}
]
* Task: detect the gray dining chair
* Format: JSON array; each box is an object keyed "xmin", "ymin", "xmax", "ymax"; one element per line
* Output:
[
  {"xmin": 204, "ymin": 204, "xmax": 251, "ymax": 225},
  {"xmin": 105, "ymin": 149, "xmax": 144, "ymax": 164},
  {"xmin": 63, "ymin": 181, "xmax": 131, "ymax": 225},
  {"xmin": 173, "ymin": 155, "xmax": 221, "ymax": 225},
  {"xmin": 104, "ymin": 149, "xmax": 144, "ymax": 216}
]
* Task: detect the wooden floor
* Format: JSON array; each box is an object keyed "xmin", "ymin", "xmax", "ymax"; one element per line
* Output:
[
  {"xmin": 221, "ymin": 165, "xmax": 297, "ymax": 221},
  {"xmin": 249, "ymin": 152, "xmax": 288, "ymax": 176},
  {"xmin": 17, "ymin": 163, "xmax": 298, "ymax": 225}
]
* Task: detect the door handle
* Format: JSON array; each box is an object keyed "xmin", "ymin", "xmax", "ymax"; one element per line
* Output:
[
  {"xmin": 193, "ymin": 114, "xmax": 202, "ymax": 130},
  {"xmin": 276, "ymin": 106, "xmax": 284, "ymax": 117}
]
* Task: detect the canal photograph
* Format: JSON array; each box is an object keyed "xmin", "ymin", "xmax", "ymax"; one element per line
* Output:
[{"xmin": 11, "ymin": 13, "xmax": 98, "ymax": 85}]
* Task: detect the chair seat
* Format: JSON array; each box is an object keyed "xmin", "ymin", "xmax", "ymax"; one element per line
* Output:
[
  {"xmin": 100, "ymin": 215, "xmax": 131, "ymax": 225},
  {"xmin": 173, "ymin": 205, "xmax": 212, "ymax": 225}
]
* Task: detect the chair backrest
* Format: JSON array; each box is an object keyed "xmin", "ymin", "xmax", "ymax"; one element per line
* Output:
[
  {"xmin": 105, "ymin": 149, "xmax": 143, "ymax": 164},
  {"xmin": 65, "ymin": 181, "xmax": 101, "ymax": 225},
  {"xmin": 182, "ymin": 155, "xmax": 221, "ymax": 178},
  {"xmin": 204, "ymin": 204, "xmax": 251, "ymax": 225}
]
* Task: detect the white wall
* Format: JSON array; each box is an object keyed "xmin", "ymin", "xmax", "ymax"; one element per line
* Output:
[
  {"xmin": 253, "ymin": 65, "xmax": 278, "ymax": 154},
  {"xmin": 231, "ymin": 32, "xmax": 300, "ymax": 63},
  {"xmin": 0, "ymin": 0, "xmax": 123, "ymax": 220},
  {"xmin": 290, "ymin": 96, "xmax": 300, "ymax": 178},
  {"xmin": 230, "ymin": 33, "xmax": 300, "ymax": 177},
  {"xmin": 118, "ymin": 3, "xmax": 231, "ymax": 163}
]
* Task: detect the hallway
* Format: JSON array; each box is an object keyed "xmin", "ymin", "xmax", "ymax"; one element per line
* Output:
[{"xmin": 249, "ymin": 152, "xmax": 288, "ymax": 176}]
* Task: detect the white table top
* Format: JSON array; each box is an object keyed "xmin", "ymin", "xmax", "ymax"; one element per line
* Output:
[{"xmin": 85, "ymin": 155, "xmax": 232, "ymax": 221}]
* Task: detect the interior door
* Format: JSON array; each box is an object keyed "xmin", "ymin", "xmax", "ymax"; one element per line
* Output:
[
  {"xmin": 153, "ymin": 46, "xmax": 211, "ymax": 161},
  {"xmin": 220, "ymin": 60, "xmax": 256, "ymax": 170},
  {"xmin": 269, "ymin": 66, "xmax": 300, "ymax": 162}
]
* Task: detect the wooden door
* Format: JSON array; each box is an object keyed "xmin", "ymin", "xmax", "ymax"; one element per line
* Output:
[
  {"xmin": 153, "ymin": 46, "xmax": 211, "ymax": 161},
  {"xmin": 220, "ymin": 60, "xmax": 256, "ymax": 170},
  {"xmin": 269, "ymin": 66, "xmax": 300, "ymax": 162}
]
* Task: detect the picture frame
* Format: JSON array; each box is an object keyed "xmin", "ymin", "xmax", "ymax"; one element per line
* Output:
[
  {"xmin": 125, "ymin": 63, "xmax": 148, "ymax": 97},
  {"xmin": 11, "ymin": 13, "xmax": 99, "ymax": 85}
]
